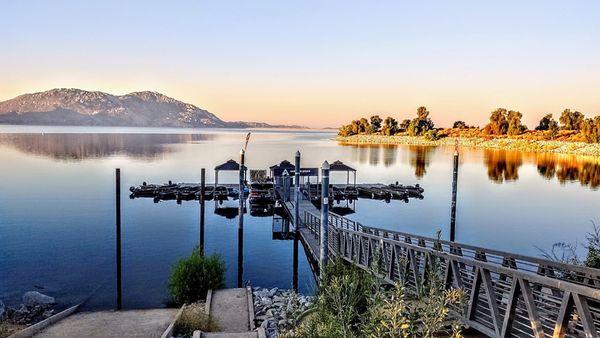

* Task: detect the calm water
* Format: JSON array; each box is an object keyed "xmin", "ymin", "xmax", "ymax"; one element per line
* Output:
[{"xmin": 1, "ymin": 126, "xmax": 598, "ymax": 310}]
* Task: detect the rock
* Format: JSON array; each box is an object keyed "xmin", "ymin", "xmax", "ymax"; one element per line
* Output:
[
  {"xmin": 23, "ymin": 291, "xmax": 55, "ymax": 308},
  {"xmin": 0, "ymin": 300, "xmax": 5, "ymax": 319},
  {"xmin": 269, "ymin": 287, "xmax": 278, "ymax": 296}
]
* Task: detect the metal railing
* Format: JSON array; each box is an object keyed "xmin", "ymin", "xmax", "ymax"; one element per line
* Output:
[{"xmin": 302, "ymin": 209, "xmax": 600, "ymax": 338}]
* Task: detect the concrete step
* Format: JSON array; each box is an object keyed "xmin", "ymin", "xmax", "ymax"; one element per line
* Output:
[
  {"xmin": 206, "ymin": 288, "xmax": 255, "ymax": 333},
  {"xmin": 194, "ymin": 327, "xmax": 266, "ymax": 338}
]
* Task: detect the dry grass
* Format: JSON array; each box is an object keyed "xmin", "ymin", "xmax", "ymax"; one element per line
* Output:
[
  {"xmin": 1, "ymin": 322, "xmax": 26, "ymax": 338},
  {"xmin": 336, "ymin": 129, "xmax": 600, "ymax": 157},
  {"xmin": 174, "ymin": 302, "xmax": 219, "ymax": 337}
]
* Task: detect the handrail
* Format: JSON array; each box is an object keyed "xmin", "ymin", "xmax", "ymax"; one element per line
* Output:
[{"xmin": 300, "ymin": 209, "xmax": 600, "ymax": 338}]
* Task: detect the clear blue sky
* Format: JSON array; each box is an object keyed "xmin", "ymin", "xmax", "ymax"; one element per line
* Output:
[{"xmin": 1, "ymin": 1, "xmax": 599, "ymax": 127}]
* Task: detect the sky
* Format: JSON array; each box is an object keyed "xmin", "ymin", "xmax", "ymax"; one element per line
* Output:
[{"xmin": 1, "ymin": 1, "xmax": 599, "ymax": 128}]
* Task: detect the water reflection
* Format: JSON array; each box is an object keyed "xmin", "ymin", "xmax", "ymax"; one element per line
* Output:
[
  {"xmin": 0, "ymin": 133, "xmax": 216, "ymax": 161},
  {"xmin": 409, "ymin": 146, "xmax": 434, "ymax": 178},
  {"xmin": 537, "ymin": 154, "xmax": 600, "ymax": 189},
  {"xmin": 483, "ymin": 150, "xmax": 523, "ymax": 183}
]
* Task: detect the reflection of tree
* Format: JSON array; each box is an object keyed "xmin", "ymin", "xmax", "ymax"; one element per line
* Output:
[
  {"xmin": 409, "ymin": 146, "xmax": 433, "ymax": 178},
  {"xmin": 351, "ymin": 145, "xmax": 397, "ymax": 167},
  {"xmin": 536, "ymin": 154, "xmax": 600, "ymax": 189},
  {"xmin": 382, "ymin": 145, "xmax": 396, "ymax": 167},
  {"xmin": 483, "ymin": 150, "xmax": 523, "ymax": 183},
  {"xmin": 0, "ymin": 133, "xmax": 215, "ymax": 162}
]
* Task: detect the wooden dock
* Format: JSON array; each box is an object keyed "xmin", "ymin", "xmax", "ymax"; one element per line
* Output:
[{"xmin": 276, "ymin": 185, "xmax": 600, "ymax": 338}]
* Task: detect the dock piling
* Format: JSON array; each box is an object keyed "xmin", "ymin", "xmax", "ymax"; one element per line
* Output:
[
  {"xmin": 200, "ymin": 168, "xmax": 205, "ymax": 253},
  {"xmin": 115, "ymin": 168, "xmax": 122, "ymax": 310},
  {"xmin": 294, "ymin": 151, "xmax": 300, "ymax": 229},
  {"xmin": 238, "ymin": 149, "xmax": 245, "ymax": 287},
  {"xmin": 319, "ymin": 161, "xmax": 330, "ymax": 278},
  {"xmin": 450, "ymin": 141, "xmax": 459, "ymax": 242}
]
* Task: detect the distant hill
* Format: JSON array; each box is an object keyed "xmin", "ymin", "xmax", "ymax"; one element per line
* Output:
[{"xmin": 0, "ymin": 88, "xmax": 304, "ymax": 129}]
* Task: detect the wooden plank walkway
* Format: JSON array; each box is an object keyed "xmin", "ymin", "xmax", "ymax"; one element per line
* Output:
[
  {"xmin": 283, "ymin": 199, "xmax": 320, "ymax": 266},
  {"xmin": 276, "ymin": 184, "xmax": 600, "ymax": 337}
]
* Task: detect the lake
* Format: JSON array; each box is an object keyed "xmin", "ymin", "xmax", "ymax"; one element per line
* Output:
[{"xmin": 0, "ymin": 125, "xmax": 598, "ymax": 311}]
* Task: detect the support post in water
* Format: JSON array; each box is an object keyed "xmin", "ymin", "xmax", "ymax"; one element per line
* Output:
[
  {"xmin": 115, "ymin": 168, "xmax": 122, "ymax": 310},
  {"xmin": 239, "ymin": 149, "xmax": 245, "ymax": 229},
  {"xmin": 294, "ymin": 151, "xmax": 301, "ymax": 229},
  {"xmin": 200, "ymin": 168, "xmax": 206, "ymax": 253},
  {"xmin": 450, "ymin": 141, "xmax": 459, "ymax": 242},
  {"xmin": 319, "ymin": 161, "xmax": 330, "ymax": 278},
  {"xmin": 238, "ymin": 149, "xmax": 245, "ymax": 287}
]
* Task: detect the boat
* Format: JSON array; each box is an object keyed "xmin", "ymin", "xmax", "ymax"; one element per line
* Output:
[
  {"xmin": 249, "ymin": 181, "xmax": 276, "ymax": 204},
  {"xmin": 213, "ymin": 185, "xmax": 229, "ymax": 201},
  {"xmin": 129, "ymin": 182, "xmax": 159, "ymax": 198}
]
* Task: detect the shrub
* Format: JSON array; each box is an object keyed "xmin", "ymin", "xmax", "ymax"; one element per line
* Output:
[
  {"xmin": 453, "ymin": 121, "xmax": 468, "ymax": 129},
  {"xmin": 284, "ymin": 257, "xmax": 466, "ymax": 338},
  {"xmin": 168, "ymin": 248, "xmax": 225, "ymax": 305},
  {"xmin": 424, "ymin": 129, "xmax": 440, "ymax": 141}
]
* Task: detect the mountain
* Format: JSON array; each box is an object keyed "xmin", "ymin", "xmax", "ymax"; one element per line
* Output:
[{"xmin": 0, "ymin": 89, "xmax": 302, "ymax": 129}]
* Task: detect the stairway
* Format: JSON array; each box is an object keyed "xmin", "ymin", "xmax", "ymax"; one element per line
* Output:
[{"xmin": 195, "ymin": 287, "xmax": 266, "ymax": 338}]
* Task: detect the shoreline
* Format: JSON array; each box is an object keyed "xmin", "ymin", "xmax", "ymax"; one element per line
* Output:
[{"xmin": 336, "ymin": 134, "xmax": 600, "ymax": 157}]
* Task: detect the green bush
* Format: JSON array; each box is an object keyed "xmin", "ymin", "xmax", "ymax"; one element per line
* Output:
[
  {"xmin": 168, "ymin": 248, "xmax": 225, "ymax": 305},
  {"xmin": 284, "ymin": 258, "xmax": 466, "ymax": 338}
]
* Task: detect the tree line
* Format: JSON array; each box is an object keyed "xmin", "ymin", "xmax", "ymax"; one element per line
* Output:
[{"xmin": 337, "ymin": 107, "xmax": 600, "ymax": 143}]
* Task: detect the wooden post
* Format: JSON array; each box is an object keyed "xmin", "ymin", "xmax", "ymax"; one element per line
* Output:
[
  {"xmin": 450, "ymin": 141, "xmax": 459, "ymax": 242},
  {"xmin": 294, "ymin": 151, "xmax": 300, "ymax": 229},
  {"xmin": 293, "ymin": 231, "xmax": 299, "ymax": 292},
  {"xmin": 200, "ymin": 168, "xmax": 205, "ymax": 253},
  {"xmin": 115, "ymin": 168, "xmax": 122, "ymax": 310},
  {"xmin": 320, "ymin": 161, "xmax": 330, "ymax": 279},
  {"xmin": 238, "ymin": 149, "xmax": 245, "ymax": 287}
]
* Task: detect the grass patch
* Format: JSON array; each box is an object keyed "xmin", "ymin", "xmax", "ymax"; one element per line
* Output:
[{"xmin": 173, "ymin": 303, "xmax": 219, "ymax": 337}]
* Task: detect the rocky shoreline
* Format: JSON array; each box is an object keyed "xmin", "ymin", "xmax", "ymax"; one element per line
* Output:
[
  {"xmin": 252, "ymin": 287, "xmax": 313, "ymax": 338},
  {"xmin": 336, "ymin": 135, "xmax": 600, "ymax": 157},
  {"xmin": 1, "ymin": 291, "xmax": 57, "ymax": 334}
]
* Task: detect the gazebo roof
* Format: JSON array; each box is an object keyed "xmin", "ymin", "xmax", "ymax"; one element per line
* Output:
[
  {"xmin": 329, "ymin": 160, "xmax": 356, "ymax": 172},
  {"xmin": 215, "ymin": 159, "xmax": 240, "ymax": 171},
  {"xmin": 269, "ymin": 160, "xmax": 295, "ymax": 170}
]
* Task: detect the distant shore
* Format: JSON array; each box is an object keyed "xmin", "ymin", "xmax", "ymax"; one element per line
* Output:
[{"xmin": 336, "ymin": 134, "xmax": 600, "ymax": 157}]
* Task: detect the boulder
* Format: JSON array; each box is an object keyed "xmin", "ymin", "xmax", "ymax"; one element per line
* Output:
[{"xmin": 23, "ymin": 291, "xmax": 55, "ymax": 308}]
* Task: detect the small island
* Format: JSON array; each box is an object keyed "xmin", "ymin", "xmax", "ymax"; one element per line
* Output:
[{"xmin": 336, "ymin": 107, "xmax": 600, "ymax": 156}]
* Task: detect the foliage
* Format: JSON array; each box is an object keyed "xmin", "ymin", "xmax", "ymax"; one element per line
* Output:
[
  {"xmin": 484, "ymin": 108, "xmax": 527, "ymax": 135},
  {"xmin": 581, "ymin": 116, "xmax": 600, "ymax": 143},
  {"xmin": 559, "ymin": 109, "xmax": 585, "ymax": 131},
  {"xmin": 370, "ymin": 115, "xmax": 383, "ymax": 133},
  {"xmin": 285, "ymin": 257, "xmax": 466, "ymax": 338},
  {"xmin": 407, "ymin": 106, "xmax": 435, "ymax": 136},
  {"xmin": 399, "ymin": 119, "xmax": 411, "ymax": 132},
  {"xmin": 539, "ymin": 221, "xmax": 600, "ymax": 269},
  {"xmin": 382, "ymin": 116, "xmax": 399, "ymax": 136},
  {"xmin": 452, "ymin": 121, "xmax": 468, "ymax": 129},
  {"xmin": 168, "ymin": 248, "xmax": 225, "ymax": 305},
  {"xmin": 536, "ymin": 114, "xmax": 560, "ymax": 139},
  {"xmin": 424, "ymin": 129, "xmax": 439, "ymax": 141},
  {"xmin": 174, "ymin": 302, "xmax": 220, "ymax": 337}
]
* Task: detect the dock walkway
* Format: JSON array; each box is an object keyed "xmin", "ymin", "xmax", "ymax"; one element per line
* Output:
[{"xmin": 282, "ymin": 194, "xmax": 600, "ymax": 338}]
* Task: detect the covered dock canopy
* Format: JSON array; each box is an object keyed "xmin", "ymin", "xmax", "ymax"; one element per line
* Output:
[
  {"xmin": 329, "ymin": 160, "xmax": 357, "ymax": 185},
  {"xmin": 214, "ymin": 159, "xmax": 245, "ymax": 187},
  {"xmin": 269, "ymin": 160, "xmax": 295, "ymax": 177}
]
